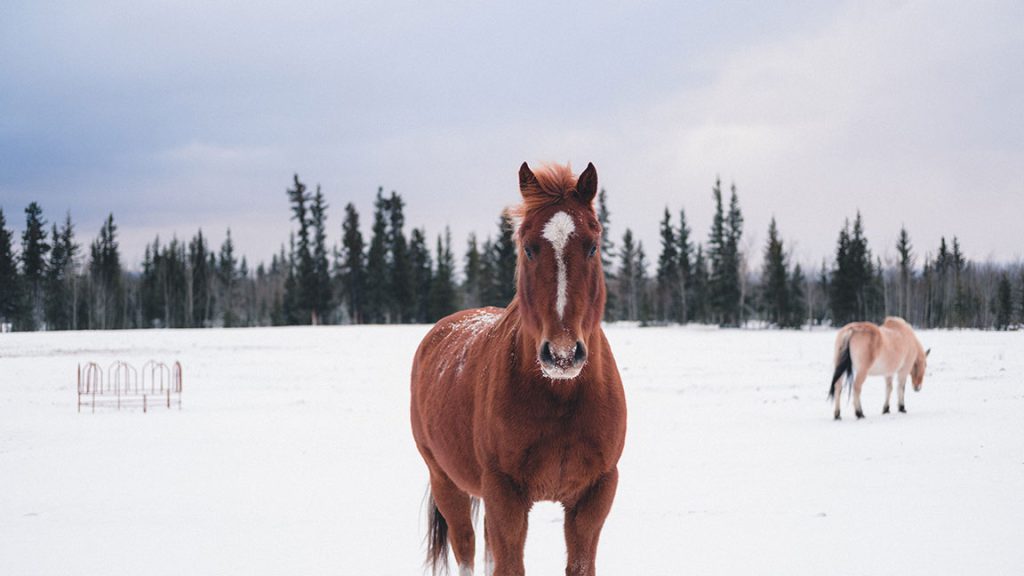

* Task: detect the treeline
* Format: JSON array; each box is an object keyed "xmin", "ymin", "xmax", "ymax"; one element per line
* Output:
[{"xmin": 2, "ymin": 175, "xmax": 1022, "ymax": 331}]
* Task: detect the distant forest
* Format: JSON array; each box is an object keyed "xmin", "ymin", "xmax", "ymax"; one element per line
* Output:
[{"xmin": 1, "ymin": 175, "xmax": 1022, "ymax": 332}]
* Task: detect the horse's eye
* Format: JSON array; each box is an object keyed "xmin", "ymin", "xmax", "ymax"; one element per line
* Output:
[
  {"xmin": 587, "ymin": 244, "xmax": 597, "ymax": 259},
  {"xmin": 524, "ymin": 246, "xmax": 534, "ymax": 260}
]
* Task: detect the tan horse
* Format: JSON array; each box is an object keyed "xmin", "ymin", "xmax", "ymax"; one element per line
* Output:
[
  {"xmin": 829, "ymin": 316, "xmax": 929, "ymax": 420},
  {"xmin": 411, "ymin": 162, "xmax": 626, "ymax": 576}
]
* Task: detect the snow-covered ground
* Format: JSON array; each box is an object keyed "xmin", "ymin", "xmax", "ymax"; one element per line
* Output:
[{"xmin": 1, "ymin": 325, "xmax": 1021, "ymax": 575}]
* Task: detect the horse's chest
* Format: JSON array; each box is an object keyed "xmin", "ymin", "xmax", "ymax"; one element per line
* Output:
[{"xmin": 501, "ymin": 415, "xmax": 610, "ymax": 502}]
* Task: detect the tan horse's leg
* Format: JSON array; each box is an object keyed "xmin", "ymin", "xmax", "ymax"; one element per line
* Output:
[
  {"xmin": 482, "ymin": 472, "xmax": 530, "ymax": 576},
  {"xmin": 833, "ymin": 379, "xmax": 843, "ymax": 420},
  {"xmin": 897, "ymin": 371, "xmax": 909, "ymax": 413},
  {"xmin": 430, "ymin": 472, "xmax": 477, "ymax": 574},
  {"xmin": 883, "ymin": 375, "xmax": 893, "ymax": 414},
  {"xmin": 564, "ymin": 468, "xmax": 618, "ymax": 576},
  {"xmin": 852, "ymin": 370, "xmax": 868, "ymax": 419}
]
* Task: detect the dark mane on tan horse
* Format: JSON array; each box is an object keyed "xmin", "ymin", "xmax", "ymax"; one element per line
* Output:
[{"xmin": 410, "ymin": 162, "xmax": 626, "ymax": 576}]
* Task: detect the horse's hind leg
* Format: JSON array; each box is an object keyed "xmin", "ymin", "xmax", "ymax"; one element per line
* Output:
[
  {"xmin": 898, "ymin": 372, "xmax": 909, "ymax": 413},
  {"xmin": 853, "ymin": 371, "xmax": 868, "ymax": 419},
  {"xmin": 430, "ymin": 472, "xmax": 477, "ymax": 574},
  {"xmin": 883, "ymin": 375, "xmax": 893, "ymax": 414}
]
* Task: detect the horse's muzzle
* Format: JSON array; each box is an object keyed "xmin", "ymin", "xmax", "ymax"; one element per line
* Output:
[{"xmin": 539, "ymin": 340, "xmax": 587, "ymax": 379}]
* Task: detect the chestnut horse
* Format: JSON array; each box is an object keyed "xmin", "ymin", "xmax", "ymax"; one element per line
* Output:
[
  {"xmin": 829, "ymin": 316, "xmax": 929, "ymax": 419},
  {"xmin": 410, "ymin": 162, "xmax": 626, "ymax": 576}
]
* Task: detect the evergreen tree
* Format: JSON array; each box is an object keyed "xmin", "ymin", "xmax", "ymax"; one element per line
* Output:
[
  {"xmin": 339, "ymin": 203, "xmax": 366, "ymax": 323},
  {"xmin": 409, "ymin": 227, "xmax": 432, "ymax": 323},
  {"xmin": 310, "ymin": 186, "xmax": 332, "ymax": 324},
  {"xmin": 677, "ymin": 208, "xmax": 692, "ymax": 323},
  {"xmin": 364, "ymin": 188, "xmax": 390, "ymax": 323},
  {"xmin": 462, "ymin": 233, "xmax": 483, "ymax": 309},
  {"xmin": 20, "ymin": 202, "xmax": 49, "ymax": 329},
  {"xmin": 429, "ymin": 227, "xmax": 458, "ymax": 321},
  {"xmin": 656, "ymin": 207, "xmax": 680, "ymax": 323},
  {"xmin": 690, "ymin": 244, "xmax": 709, "ymax": 323},
  {"xmin": 491, "ymin": 213, "xmax": 517, "ymax": 306},
  {"xmin": 829, "ymin": 213, "xmax": 878, "ymax": 325},
  {"xmin": 189, "ymin": 230, "xmax": 213, "ymax": 327},
  {"xmin": 388, "ymin": 191, "xmax": 413, "ymax": 323},
  {"xmin": 787, "ymin": 263, "xmax": 807, "ymax": 328},
  {"xmin": 761, "ymin": 218, "xmax": 790, "ymax": 327},
  {"xmin": 994, "ymin": 273, "xmax": 1012, "ymax": 330},
  {"xmin": 597, "ymin": 188, "xmax": 617, "ymax": 321},
  {"xmin": 286, "ymin": 174, "xmax": 316, "ymax": 324},
  {"xmin": 479, "ymin": 237, "xmax": 498, "ymax": 307},
  {"xmin": 44, "ymin": 213, "xmax": 79, "ymax": 330},
  {"xmin": 707, "ymin": 180, "xmax": 744, "ymax": 326},
  {"xmin": 218, "ymin": 229, "xmax": 239, "ymax": 327},
  {"xmin": 88, "ymin": 214, "xmax": 122, "ymax": 329},
  {"xmin": 636, "ymin": 241, "xmax": 652, "ymax": 324},
  {"xmin": 0, "ymin": 208, "xmax": 21, "ymax": 327},
  {"xmin": 617, "ymin": 229, "xmax": 639, "ymax": 321},
  {"xmin": 896, "ymin": 226, "xmax": 914, "ymax": 319}
]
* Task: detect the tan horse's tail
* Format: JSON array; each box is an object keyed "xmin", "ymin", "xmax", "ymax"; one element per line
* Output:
[{"xmin": 829, "ymin": 330, "xmax": 853, "ymax": 399}]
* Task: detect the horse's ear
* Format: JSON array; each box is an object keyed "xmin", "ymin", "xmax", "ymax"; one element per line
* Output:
[
  {"xmin": 575, "ymin": 162, "xmax": 598, "ymax": 204},
  {"xmin": 519, "ymin": 162, "xmax": 540, "ymax": 197},
  {"xmin": 926, "ymin": 348, "xmax": 931, "ymax": 357}
]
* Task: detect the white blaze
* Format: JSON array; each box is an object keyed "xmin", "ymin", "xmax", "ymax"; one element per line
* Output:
[{"xmin": 542, "ymin": 211, "xmax": 576, "ymax": 320}]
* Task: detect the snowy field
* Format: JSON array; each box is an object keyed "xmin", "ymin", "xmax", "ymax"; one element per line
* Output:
[{"xmin": 1, "ymin": 324, "xmax": 1022, "ymax": 575}]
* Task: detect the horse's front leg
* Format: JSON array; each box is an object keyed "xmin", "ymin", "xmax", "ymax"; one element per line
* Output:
[
  {"xmin": 897, "ymin": 371, "xmax": 909, "ymax": 413},
  {"xmin": 883, "ymin": 375, "xmax": 893, "ymax": 414},
  {"xmin": 482, "ymin": 472, "xmax": 530, "ymax": 576},
  {"xmin": 564, "ymin": 468, "xmax": 619, "ymax": 576}
]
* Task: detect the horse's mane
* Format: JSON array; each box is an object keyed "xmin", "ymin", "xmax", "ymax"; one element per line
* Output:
[{"xmin": 508, "ymin": 163, "xmax": 581, "ymax": 227}]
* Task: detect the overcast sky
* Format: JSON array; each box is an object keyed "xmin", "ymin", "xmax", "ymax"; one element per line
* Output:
[{"xmin": 2, "ymin": 0, "xmax": 1022, "ymax": 272}]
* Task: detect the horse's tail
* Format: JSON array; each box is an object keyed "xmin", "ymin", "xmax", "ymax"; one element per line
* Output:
[
  {"xmin": 425, "ymin": 494, "xmax": 450, "ymax": 575},
  {"xmin": 829, "ymin": 331, "xmax": 853, "ymax": 399}
]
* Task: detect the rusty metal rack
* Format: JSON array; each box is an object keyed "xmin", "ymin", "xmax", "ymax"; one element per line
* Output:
[{"xmin": 77, "ymin": 360, "xmax": 183, "ymax": 413}]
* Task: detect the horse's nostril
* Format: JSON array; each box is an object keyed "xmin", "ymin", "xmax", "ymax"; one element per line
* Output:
[
  {"xmin": 574, "ymin": 340, "xmax": 587, "ymax": 365},
  {"xmin": 540, "ymin": 341, "xmax": 555, "ymax": 366}
]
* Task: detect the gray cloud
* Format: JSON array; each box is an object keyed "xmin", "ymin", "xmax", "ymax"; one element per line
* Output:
[{"xmin": 1, "ymin": 0, "xmax": 1021, "ymax": 270}]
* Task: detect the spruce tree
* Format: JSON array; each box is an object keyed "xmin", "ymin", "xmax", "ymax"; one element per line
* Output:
[
  {"xmin": 690, "ymin": 244, "xmax": 709, "ymax": 324},
  {"xmin": 479, "ymin": 237, "xmax": 498, "ymax": 307},
  {"xmin": 492, "ymin": 214, "xmax": 517, "ymax": 306},
  {"xmin": 994, "ymin": 273, "xmax": 1013, "ymax": 330},
  {"xmin": 597, "ymin": 188, "xmax": 617, "ymax": 321},
  {"xmin": 896, "ymin": 226, "xmax": 914, "ymax": 319},
  {"xmin": 20, "ymin": 202, "xmax": 49, "ymax": 329},
  {"xmin": 218, "ymin": 229, "xmax": 239, "ymax": 327},
  {"xmin": 364, "ymin": 188, "xmax": 390, "ymax": 323},
  {"xmin": 761, "ymin": 217, "xmax": 789, "ymax": 327},
  {"xmin": 429, "ymin": 228, "xmax": 458, "ymax": 321},
  {"xmin": 636, "ymin": 241, "xmax": 652, "ymax": 324},
  {"xmin": 189, "ymin": 230, "xmax": 212, "ymax": 327},
  {"xmin": 656, "ymin": 207, "xmax": 680, "ymax": 323},
  {"xmin": 617, "ymin": 229, "xmax": 638, "ymax": 321},
  {"xmin": 0, "ymin": 208, "xmax": 21, "ymax": 327},
  {"xmin": 88, "ymin": 214, "xmax": 122, "ymax": 329},
  {"xmin": 310, "ymin": 186, "xmax": 331, "ymax": 324},
  {"xmin": 44, "ymin": 213, "xmax": 79, "ymax": 330},
  {"xmin": 787, "ymin": 263, "xmax": 806, "ymax": 328},
  {"xmin": 462, "ymin": 233, "xmax": 482, "ymax": 309},
  {"xmin": 387, "ymin": 191, "xmax": 413, "ymax": 323},
  {"xmin": 339, "ymin": 203, "xmax": 366, "ymax": 323},
  {"xmin": 286, "ymin": 174, "xmax": 316, "ymax": 324},
  {"xmin": 409, "ymin": 227, "xmax": 432, "ymax": 323},
  {"xmin": 677, "ymin": 208, "xmax": 692, "ymax": 323}
]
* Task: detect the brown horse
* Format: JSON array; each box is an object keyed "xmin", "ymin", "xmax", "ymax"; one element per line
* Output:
[
  {"xmin": 829, "ymin": 316, "xmax": 929, "ymax": 420},
  {"xmin": 410, "ymin": 162, "xmax": 626, "ymax": 576}
]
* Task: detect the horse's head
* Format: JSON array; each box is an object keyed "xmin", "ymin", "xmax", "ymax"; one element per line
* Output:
[
  {"xmin": 911, "ymin": 347, "xmax": 930, "ymax": 391},
  {"xmin": 513, "ymin": 162, "xmax": 605, "ymax": 380}
]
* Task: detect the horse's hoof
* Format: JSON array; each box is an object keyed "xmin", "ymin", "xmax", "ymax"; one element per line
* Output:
[
  {"xmin": 834, "ymin": 413, "xmax": 841, "ymax": 421},
  {"xmin": 855, "ymin": 410, "xmax": 865, "ymax": 419},
  {"xmin": 882, "ymin": 406, "xmax": 890, "ymax": 414},
  {"xmin": 899, "ymin": 405, "xmax": 907, "ymax": 413}
]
